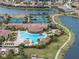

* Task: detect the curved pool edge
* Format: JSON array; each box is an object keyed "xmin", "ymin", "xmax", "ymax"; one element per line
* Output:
[
  {"xmin": 51, "ymin": 14, "xmax": 73, "ymax": 59},
  {"xmin": 16, "ymin": 31, "xmax": 47, "ymax": 44}
]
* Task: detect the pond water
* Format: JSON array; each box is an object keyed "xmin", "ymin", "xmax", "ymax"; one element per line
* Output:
[
  {"xmin": 60, "ymin": 15, "xmax": 79, "ymax": 59},
  {"xmin": 0, "ymin": 7, "xmax": 55, "ymax": 15}
]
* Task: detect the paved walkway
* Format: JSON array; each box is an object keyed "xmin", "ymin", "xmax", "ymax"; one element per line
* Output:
[{"xmin": 51, "ymin": 14, "xmax": 72, "ymax": 59}]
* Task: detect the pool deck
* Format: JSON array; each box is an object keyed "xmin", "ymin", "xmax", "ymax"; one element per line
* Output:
[{"xmin": 15, "ymin": 31, "xmax": 47, "ymax": 46}]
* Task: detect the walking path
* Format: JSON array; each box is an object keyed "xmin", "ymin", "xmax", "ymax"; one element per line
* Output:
[{"xmin": 51, "ymin": 14, "xmax": 72, "ymax": 59}]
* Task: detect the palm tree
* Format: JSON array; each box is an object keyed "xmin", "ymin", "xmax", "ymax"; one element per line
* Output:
[
  {"xmin": 4, "ymin": 14, "xmax": 12, "ymax": 24},
  {"xmin": 8, "ymin": 33, "xmax": 16, "ymax": 41},
  {"xmin": 19, "ymin": 43, "xmax": 25, "ymax": 49},
  {"xmin": 27, "ymin": 14, "xmax": 32, "ymax": 23},
  {"xmin": 24, "ymin": 15, "xmax": 28, "ymax": 23},
  {"xmin": 53, "ymin": 36, "xmax": 59, "ymax": 42},
  {"xmin": 0, "ymin": 36, "xmax": 6, "ymax": 44},
  {"xmin": 11, "ymin": 26, "xmax": 17, "ymax": 31},
  {"xmin": 0, "ymin": 21, "xmax": 3, "ymax": 29}
]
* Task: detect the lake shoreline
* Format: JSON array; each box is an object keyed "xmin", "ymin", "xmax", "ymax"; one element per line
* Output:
[{"xmin": 53, "ymin": 14, "xmax": 75, "ymax": 59}]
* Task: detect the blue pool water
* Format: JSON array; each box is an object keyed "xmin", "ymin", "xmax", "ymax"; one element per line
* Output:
[
  {"xmin": 9, "ymin": 18, "xmax": 26, "ymax": 23},
  {"xmin": 0, "ymin": 16, "xmax": 49, "ymax": 23},
  {"xmin": 31, "ymin": 15, "xmax": 49, "ymax": 23},
  {"xmin": 60, "ymin": 16, "xmax": 79, "ymax": 59},
  {"xmin": 19, "ymin": 32, "xmax": 46, "ymax": 43}
]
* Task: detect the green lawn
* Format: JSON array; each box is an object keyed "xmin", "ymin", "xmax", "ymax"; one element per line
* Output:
[
  {"xmin": 58, "ymin": 32, "xmax": 74, "ymax": 59},
  {"xmin": 54, "ymin": 16, "xmax": 74, "ymax": 59},
  {"xmin": 21, "ymin": 15, "xmax": 69, "ymax": 59},
  {"xmin": 23, "ymin": 35, "xmax": 68, "ymax": 59}
]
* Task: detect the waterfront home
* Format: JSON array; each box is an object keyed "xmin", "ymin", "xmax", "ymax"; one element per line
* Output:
[
  {"xmin": 58, "ymin": 6, "xmax": 73, "ymax": 13},
  {"xmin": 0, "ymin": 0, "xmax": 52, "ymax": 8},
  {"xmin": 52, "ymin": 29, "xmax": 62, "ymax": 36}
]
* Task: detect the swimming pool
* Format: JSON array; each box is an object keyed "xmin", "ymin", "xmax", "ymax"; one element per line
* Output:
[
  {"xmin": 18, "ymin": 31, "xmax": 47, "ymax": 43},
  {"xmin": 31, "ymin": 15, "xmax": 49, "ymax": 23},
  {"xmin": 9, "ymin": 18, "xmax": 26, "ymax": 23},
  {"xmin": 9, "ymin": 17, "xmax": 48, "ymax": 23},
  {"xmin": 0, "ymin": 16, "xmax": 48, "ymax": 23}
]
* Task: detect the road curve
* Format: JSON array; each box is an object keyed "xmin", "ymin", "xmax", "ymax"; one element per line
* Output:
[{"xmin": 51, "ymin": 14, "xmax": 72, "ymax": 59}]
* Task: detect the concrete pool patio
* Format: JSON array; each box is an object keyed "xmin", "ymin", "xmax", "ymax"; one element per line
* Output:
[{"xmin": 16, "ymin": 31, "xmax": 47, "ymax": 46}]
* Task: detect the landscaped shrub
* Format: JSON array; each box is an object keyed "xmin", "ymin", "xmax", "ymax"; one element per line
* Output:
[
  {"xmin": 5, "ymin": 26, "xmax": 17, "ymax": 31},
  {"xmin": 35, "ymin": 44, "xmax": 46, "ymax": 49},
  {"xmin": 5, "ymin": 26, "xmax": 27, "ymax": 31},
  {"xmin": 49, "ymin": 23, "xmax": 58, "ymax": 29},
  {"xmin": 8, "ymin": 32, "xmax": 17, "ymax": 41},
  {"xmin": 34, "ymin": 44, "xmax": 39, "ymax": 48},
  {"xmin": 41, "ymin": 44, "xmax": 47, "ymax": 48},
  {"xmin": 19, "ymin": 43, "xmax": 26, "ymax": 49},
  {"xmin": 53, "ymin": 36, "xmax": 59, "ymax": 42},
  {"xmin": 0, "ymin": 36, "xmax": 6, "ymax": 43},
  {"xmin": 45, "ymin": 39, "xmax": 51, "ymax": 45}
]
